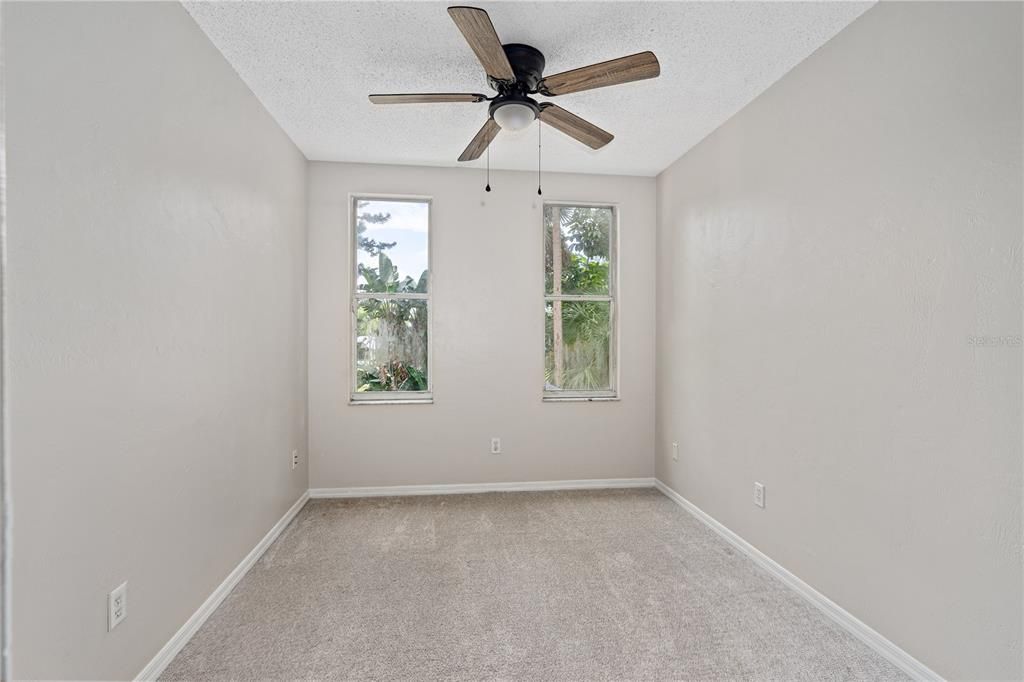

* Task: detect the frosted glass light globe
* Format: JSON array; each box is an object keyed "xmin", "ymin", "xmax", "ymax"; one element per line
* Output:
[{"xmin": 492, "ymin": 102, "xmax": 536, "ymax": 132}]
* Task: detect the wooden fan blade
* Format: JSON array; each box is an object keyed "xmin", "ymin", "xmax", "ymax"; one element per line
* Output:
[
  {"xmin": 447, "ymin": 6, "xmax": 516, "ymax": 82},
  {"xmin": 539, "ymin": 51, "xmax": 660, "ymax": 96},
  {"xmin": 539, "ymin": 105, "xmax": 613, "ymax": 150},
  {"xmin": 369, "ymin": 93, "xmax": 486, "ymax": 104},
  {"xmin": 458, "ymin": 119, "xmax": 500, "ymax": 161}
]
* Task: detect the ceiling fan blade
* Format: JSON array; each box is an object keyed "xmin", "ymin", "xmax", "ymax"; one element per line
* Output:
[
  {"xmin": 539, "ymin": 51, "xmax": 660, "ymax": 96},
  {"xmin": 369, "ymin": 93, "xmax": 486, "ymax": 104},
  {"xmin": 447, "ymin": 6, "xmax": 516, "ymax": 82},
  {"xmin": 458, "ymin": 119, "xmax": 500, "ymax": 161},
  {"xmin": 539, "ymin": 104, "xmax": 613, "ymax": 150}
]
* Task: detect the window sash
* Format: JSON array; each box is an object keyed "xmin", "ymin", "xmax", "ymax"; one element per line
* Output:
[
  {"xmin": 351, "ymin": 297, "xmax": 432, "ymax": 399},
  {"xmin": 544, "ymin": 300, "xmax": 617, "ymax": 397},
  {"xmin": 544, "ymin": 202, "xmax": 617, "ymax": 299},
  {"xmin": 351, "ymin": 195, "xmax": 432, "ymax": 401}
]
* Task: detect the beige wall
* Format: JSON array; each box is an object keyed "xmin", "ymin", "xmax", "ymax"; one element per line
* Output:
[
  {"xmin": 655, "ymin": 2, "xmax": 1023, "ymax": 679},
  {"xmin": 5, "ymin": 2, "xmax": 309, "ymax": 678},
  {"xmin": 308, "ymin": 162, "xmax": 656, "ymax": 488}
]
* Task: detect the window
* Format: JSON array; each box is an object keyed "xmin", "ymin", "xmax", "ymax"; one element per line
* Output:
[
  {"xmin": 544, "ymin": 204, "xmax": 617, "ymax": 399},
  {"xmin": 351, "ymin": 197, "xmax": 431, "ymax": 402}
]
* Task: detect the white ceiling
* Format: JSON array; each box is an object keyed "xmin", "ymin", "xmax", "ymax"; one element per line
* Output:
[{"xmin": 184, "ymin": 1, "xmax": 871, "ymax": 177}]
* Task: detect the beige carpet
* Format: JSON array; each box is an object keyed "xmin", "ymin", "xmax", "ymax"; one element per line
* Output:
[{"xmin": 161, "ymin": 489, "xmax": 907, "ymax": 681}]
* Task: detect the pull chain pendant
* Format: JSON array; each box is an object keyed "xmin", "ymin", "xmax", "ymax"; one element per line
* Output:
[
  {"xmin": 485, "ymin": 146, "xmax": 491, "ymax": 192},
  {"xmin": 537, "ymin": 119, "xmax": 543, "ymax": 196}
]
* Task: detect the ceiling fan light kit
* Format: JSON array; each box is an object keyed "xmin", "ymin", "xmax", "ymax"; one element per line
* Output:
[
  {"xmin": 491, "ymin": 100, "xmax": 537, "ymax": 132},
  {"xmin": 369, "ymin": 6, "xmax": 660, "ymax": 190}
]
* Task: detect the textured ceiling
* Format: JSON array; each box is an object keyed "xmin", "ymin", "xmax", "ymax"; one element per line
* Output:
[{"xmin": 184, "ymin": 1, "xmax": 872, "ymax": 176}]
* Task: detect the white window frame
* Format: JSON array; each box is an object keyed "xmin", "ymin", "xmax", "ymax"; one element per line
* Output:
[
  {"xmin": 349, "ymin": 194, "xmax": 433, "ymax": 405},
  {"xmin": 542, "ymin": 201, "xmax": 619, "ymax": 402}
]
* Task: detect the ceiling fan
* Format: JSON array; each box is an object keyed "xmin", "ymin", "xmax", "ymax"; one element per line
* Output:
[{"xmin": 368, "ymin": 6, "xmax": 661, "ymax": 162}]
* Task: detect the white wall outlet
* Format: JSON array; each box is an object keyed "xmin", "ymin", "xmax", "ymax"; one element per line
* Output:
[
  {"xmin": 490, "ymin": 438, "xmax": 501, "ymax": 454},
  {"xmin": 108, "ymin": 582, "xmax": 127, "ymax": 631},
  {"xmin": 672, "ymin": 442, "xmax": 679, "ymax": 461},
  {"xmin": 754, "ymin": 482, "xmax": 765, "ymax": 508},
  {"xmin": 291, "ymin": 449, "xmax": 299, "ymax": 470}
]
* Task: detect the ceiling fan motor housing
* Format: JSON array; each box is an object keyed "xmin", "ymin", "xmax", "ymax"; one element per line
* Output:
[{"xmin": 494, "ymin": 43, "xmax": 546, "ymax": 92}]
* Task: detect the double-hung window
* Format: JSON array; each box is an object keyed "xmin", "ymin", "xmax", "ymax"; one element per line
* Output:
[
  {"xmin": 351, "ymin": 196, "xmax": 431, "ymax": 402},
  {"xmin": 544, "ymin": 203, "xmax": 617, "ymax": 399}
]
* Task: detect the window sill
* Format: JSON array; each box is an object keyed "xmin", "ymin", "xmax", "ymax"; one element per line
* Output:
[
  {"xmin": 543, "ymin": 395, "xmax": 620, "ymax": 403},
  {"xmin": 349, "ymin": 397, "xmax": 433, "ymax": 406}
]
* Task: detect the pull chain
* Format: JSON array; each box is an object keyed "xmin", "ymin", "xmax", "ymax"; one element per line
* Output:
[
  {"xmin": 537, "ymin": 119, "xmax": 543, "ymax": 196},
  {"xmin": 485, "ymin": 146, "xmax": 491, "ymax": 192}
]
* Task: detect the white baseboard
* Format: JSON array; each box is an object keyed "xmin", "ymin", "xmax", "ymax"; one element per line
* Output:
[
  {"xmin": 135, "ymin": 490, "xmax": 310, "ymax": 681},
  {"xmin": 653, "ymin": 479, "xmax": 942, "ymax": 681},
  {"xmin": 309, "ymin": 477, "xmax": 656, "ymax": 498}
]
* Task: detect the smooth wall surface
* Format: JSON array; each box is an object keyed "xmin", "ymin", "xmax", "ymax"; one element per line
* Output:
[
  {"xmin": 655, "ymin": 2, "xmax": 1023, "ymax": 679},
  {"xmin": 309, "ymin": 162, "xmax": 656, "ymax": 488},
  {"xmin": 5, "ymin": 3, "xmax": 308, "ymax": 678}
]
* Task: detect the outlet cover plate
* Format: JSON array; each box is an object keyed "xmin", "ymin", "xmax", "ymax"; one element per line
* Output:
[{"xmin": 108, "ymin": 582, "xmax": 127, "ymax": 631}]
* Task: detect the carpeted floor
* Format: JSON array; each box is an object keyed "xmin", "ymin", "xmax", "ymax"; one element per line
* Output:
[{"xmin": 161, "ymin": 489, "xmax": 907, "ymax": 681}]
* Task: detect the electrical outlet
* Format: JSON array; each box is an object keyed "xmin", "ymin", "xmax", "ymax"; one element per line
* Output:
[
  {"xmin": 490, "ymin": 438, "xmax": 501, "ymax": 454},
  {"xmin": 672, "ymin": 442, "xmax": 679, "ymax": 461},
  {"xmin": 108, "ymin": 582, "xmax": 127, "ymax": 631},
  {"xmin": 291, "ymin": 450, "xmax": 299, "ymax": 470},
  {"xmin": 754, "ymin": 482, "xmax": 765, "ymax": 508}
]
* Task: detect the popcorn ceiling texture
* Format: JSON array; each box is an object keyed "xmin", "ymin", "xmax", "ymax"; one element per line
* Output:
[
  {"xmin": 160, "ymin": 490, "xmax": 907, "ymax": 681},
  {"xmin": 183, "ymin": 1, "xmax": 872, "ymax": 176}
]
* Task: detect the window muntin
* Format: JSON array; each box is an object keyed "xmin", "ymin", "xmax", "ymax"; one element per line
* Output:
[
  {"xmin": 351, "ymin": 197, "xmax": 431, "ymax": 401},
  {"xmin": 544, "ymin": 204, "xmax": 617, "ymax": 398}
]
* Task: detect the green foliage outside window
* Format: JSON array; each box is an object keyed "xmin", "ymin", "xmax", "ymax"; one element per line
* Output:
[
  {"xmin": 354, "ymin": 202, "xmax": 429, "ymax": 393},
  {"xmin": 544, "ymin": 206, "xmax": 614, "ymax": 392}
]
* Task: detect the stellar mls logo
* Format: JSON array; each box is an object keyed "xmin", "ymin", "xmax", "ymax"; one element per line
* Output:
[{"xmin": 967, "ymin": 335, "xmax": 1023, "ymax": 347}]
